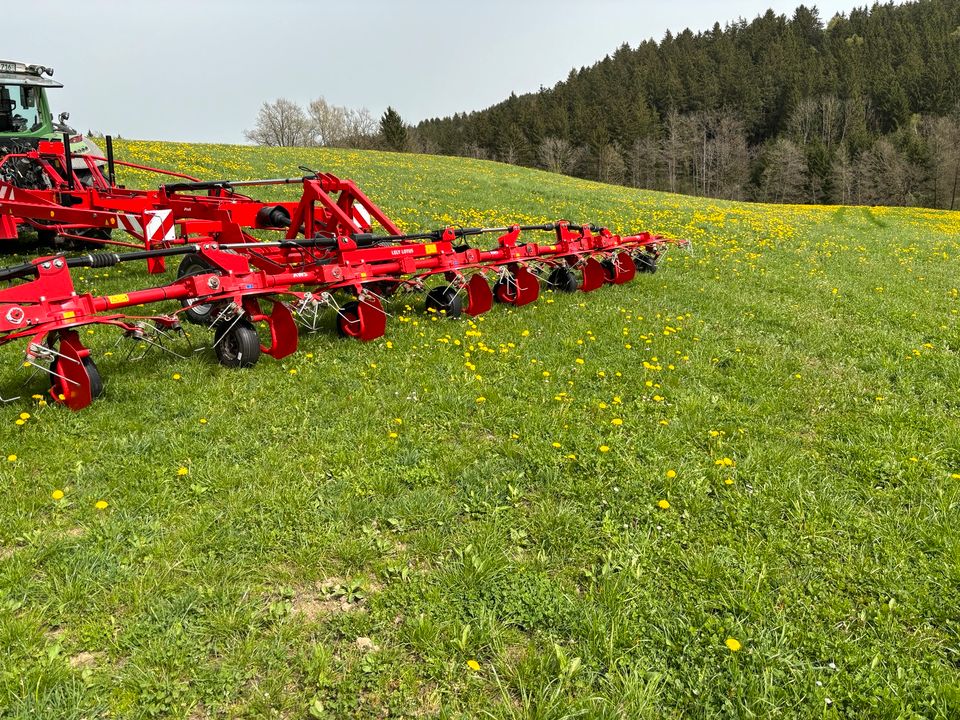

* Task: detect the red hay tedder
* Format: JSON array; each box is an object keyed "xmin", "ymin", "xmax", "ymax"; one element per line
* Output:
[{"xmin": 0, "ymin": 136, "xmax": 688, "ymax": 410}]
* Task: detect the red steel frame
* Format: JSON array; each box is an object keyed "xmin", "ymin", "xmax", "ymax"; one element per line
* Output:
[{"xmin": 0, "ymin": 140, "xmax": 686, "ymax": 410}]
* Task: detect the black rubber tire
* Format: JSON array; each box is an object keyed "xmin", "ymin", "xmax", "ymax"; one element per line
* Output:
[
  {"xmin": 547, "ymin": 267, "xmax": 578, "ymax": 293},
  {"xmin": 35, "ymin": 228, "xmax": 58, "ymax": 246},
  {"xmin": 635, "ymin": 253, "xmax": 658, "ymax": 274},
  {"xmin": 336, "ymin": 301, "xmax": 362, "ymax": 338},
  {"xmin": 424, "ymin": 286, "xmax": 463, "ymax": 318},
  {"xmin": 50, "ymin": 356, "xmax": 104, "ymax": 400},
  {"xmin": 214, "ymin": 320, "xmax": 261, "ymax": 368},
  {"xmin": 600, "ymin": 259, "xmax": 617, "ymax": 283},
  {"xmin": 177, "ymin": 254, "xmax": 219, "ymax": 326}
]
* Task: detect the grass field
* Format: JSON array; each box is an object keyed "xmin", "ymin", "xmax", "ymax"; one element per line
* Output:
[{"xmin": 2, "ymin": 141, "xmax": 960, "ymax": 718}]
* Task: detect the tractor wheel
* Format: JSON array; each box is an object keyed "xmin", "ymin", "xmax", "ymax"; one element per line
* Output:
[
  {"xmin": 635, "ymin": 253, "xmax": 658, "ymax": 274},
  {"xmin": 50, "ymin": 356, "xmax": 103, "ymax": 401},
  {"xmin": 424, "ymin": 286, "xmax": 463, "ymax": 318},
  {"xmin": 214, "ymin": 320, "xmax": 261, "ymax": 368},
  {"xmin": 177, "ymin": 254, "xmax": 220, "ymax": 326},
  {"xmin": 493, "ymin": 277, "xmax": 518, "ymax": 304},
  {"xmin": 36, "ymin": 228, "xmax": 58, "ymax": 247},
  {"xmin": 72, "ymin": 228, "xmax": 113, "ymax": 249},
  {"xmin": 336, "ymin": 301, "xmax": 363, "ymax": 338},
  {"xmin": 546, "ymin": 267, "xmax": 578, "ymax": 293}
]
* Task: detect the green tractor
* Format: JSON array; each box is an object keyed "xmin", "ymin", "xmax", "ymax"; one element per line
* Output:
[{"xmin": 0, "ymin": 59, "xmax": 105, "ymax": 189}]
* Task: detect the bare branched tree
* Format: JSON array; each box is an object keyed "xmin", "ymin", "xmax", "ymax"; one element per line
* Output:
[
  {"xmin": 307, "ymin": 97, "xmax": 352, "ymax": 147},
  {"xmin": 538, "ymin": 137, "xmax": 582, "ymax": 175},
  {"xmin": 307, "ymin": 98, "xmax": 379, "ymax": 147},
  {"xmin": 244, "ymin": 99, "xmax": 312, "ymax": 147},
  {"xmin": 855, "ymin": 138, "xmax": 914, "ymax": 206},
  {"xmin": 761, "ymin": 138, "xmax": 808, "ymax": 203}
]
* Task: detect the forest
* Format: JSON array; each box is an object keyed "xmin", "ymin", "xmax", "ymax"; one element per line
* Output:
[{"xmin": 413, "ymin": 1, "xmax": 960, "ymax": 208}]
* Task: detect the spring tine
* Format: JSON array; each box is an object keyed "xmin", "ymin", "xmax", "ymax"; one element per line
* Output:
[
  {"xmin": 211, "ymin": 313, "xmax": 245, "ymax": 350},
  {"xmin": 22, "ymin": 358, "xmax": 80, "ymax": 387},
  {"xmin": 28, "ymin": 342, "xmax": 79, "ymax": 365},
  {"xmin": 359, "ymin": 289, "xmax": 394, "ymax": 318},
  {"xmin": 131, "ymin": 332, "xmax": 189, "ymax": 361}
]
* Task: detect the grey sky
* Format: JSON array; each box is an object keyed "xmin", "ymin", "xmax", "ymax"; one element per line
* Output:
[{"xmin": 6, "ymin": 0, "xmax": 886, "ymax": 144}]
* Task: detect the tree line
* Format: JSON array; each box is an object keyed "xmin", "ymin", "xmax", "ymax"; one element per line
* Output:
[
  {"xmin": 246, "ymin": 1, "xmax": 960, "ymax": 209},
  {"xmin": 244, "ymin": 99, "xmax": 408, "ymax": 152},
  {"xmin": 415, "ymin": 0, "xmax": 960, "ymax": 209}
]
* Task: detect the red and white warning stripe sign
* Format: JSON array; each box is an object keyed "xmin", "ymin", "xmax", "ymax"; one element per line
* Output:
[{"xmin": 118, "ymin": 209, "xmax": 175, "ymax": 243}]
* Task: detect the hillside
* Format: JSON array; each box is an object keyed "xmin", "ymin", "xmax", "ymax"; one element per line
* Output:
[
  {"xmin": 2, "ymin": 142, "xmax": 960, "ymax": 717},
  {"xmin": 414, "ymin": 0, "xmax": 960, "ymax": 209}
]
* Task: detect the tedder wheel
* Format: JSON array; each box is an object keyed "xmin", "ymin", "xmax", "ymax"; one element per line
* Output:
[
  {"xmin": 546, "ymin": 266, "xmax": 578, "ymax": 293},
  {"xmin": 600, "ymin": 259, "xmax": 617, "ymax": 283},
  {"xmin": 424, "ymin": 286, "xmax": 463, "ymax": 318},
  {"xmin": 177, "ymin": 254, "xmax": 219, "ymax": 325},
  {"xmin": 336, "ymin": 300, "xmax": 363, "ymax": 338},
  {"xmin": 635, "ymin": 253, "xmax": 658, "ymax": 274},
  {"xmin": 493, "ymin": 277, "xmax": 518, "ymax": 304},
  {"xmin": 50, "ymin": 356, "xmax": 104, "ymax": 400},
  {"xmin": 214, "ymin": 320, "xmax": 261, "ymax": 368}
]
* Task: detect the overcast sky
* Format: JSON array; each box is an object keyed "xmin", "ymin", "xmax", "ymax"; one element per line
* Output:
[{"xmin": 5, "ymin": 0, "xmax": 890, "ymax": 144}]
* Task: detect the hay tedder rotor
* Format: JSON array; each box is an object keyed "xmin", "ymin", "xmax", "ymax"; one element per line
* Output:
[{"xmin": 0, "ymin": 135, "xmax": 688, "ymax": 410}]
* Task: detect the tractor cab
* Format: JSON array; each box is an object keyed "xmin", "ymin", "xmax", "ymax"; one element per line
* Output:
[
  {"xmin": 0, "ymin": 61, "xmax": 60, "ymax": 140},
  {"xmin": 0, "ymin": 60, "xmax": 104, "ymax": 187}
]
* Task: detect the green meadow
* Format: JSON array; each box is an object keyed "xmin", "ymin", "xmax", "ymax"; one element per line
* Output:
[{"xmin": 2, "ymin": 141, "xmax": 959, "ymax": 718}]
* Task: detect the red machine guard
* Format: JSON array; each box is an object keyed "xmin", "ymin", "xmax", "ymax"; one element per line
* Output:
[
  {"xmin": 357, "ymin": 296, "xmax": 387, "ymax": 341},
  {"xmin": 465, "ymin": 274, "xmax": 493, "ymax": 316},
  {"xmin": 264, "ymin": 301, "xmax": 299, "ymax": 359},
  {"xmin": 51, "ymin": 330, "xmax": 95, "ymax": 411},
  {"xmin": 580, "ymin": 258, "xmax": 606, "ymax": 292},
  {"xmin": 513, "ymin": 266, "xmax": 540, "ymax": 307},
  {"xmin": 613, "ymin": 252, "xmax": 636, "ymax": 285}
]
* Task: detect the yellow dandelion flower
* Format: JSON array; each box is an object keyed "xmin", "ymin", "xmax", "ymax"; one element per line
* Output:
[
  {"xmin": 611, "ymin": 418, "xmax": 623, "ymax": 426},
  {"xmin": 467, "ymin": 659, "xmax": 481, "ymax": 671},
  {"xmin": 6, "ymin": 454, "xmax": 16, "ymax": 462},
  {"xmin": 552, "ymin": 442, "xmax": 562, "ymax": 448},
  {"xmin": 725, "ymin": 637, "xmax": 742, "ymax": 652},
  {"xmin": 177, "ymin": 467, "xmax": 189, "ymax": 476},
  {"xmin": 172, "ymin": 373, "xmax": 182, "ymax": 381},
  {"xmin": 657, "ymin": 499, "xmax": 670, "ymax": 510},
  {"xmin": 94, "ymin": 500, "xmax": 109, "ymax": 510},
  {"xmin": 199, "ymin": 418, "xmax": 207, "ymax": 424},
  {"xmin": 475, "ymin": 396, "xmax": 486, "ymax": 403},
  {"xmin": 666, "ymin": 469, "xmax": 677, "ymax": 478},
  {"xmin": 51, "ymin": 489, "xmax": 64, "ymax": 500},
  {"xmin": 388, "ymin": 432, "xmax": 398, "ymax": 439},
  {"xmin": 19, "ymin": 412, "xmax": 30, "ymax": 420},
  {"xmin": 599, "ymin": 445, "xmax": 610, "ymax": 453}
]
